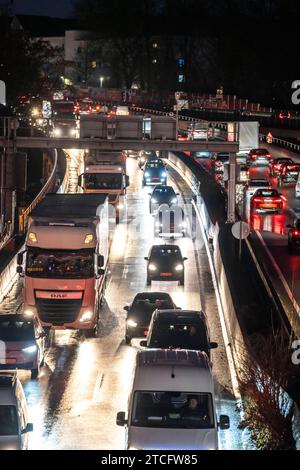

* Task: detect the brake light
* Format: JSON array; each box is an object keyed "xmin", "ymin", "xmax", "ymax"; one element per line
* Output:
[
  {"xmin": 274, "ymin": 198, "xmax": 282, "ymax": 203},
  {"xmin": 253, "ymin": 198, "xmax": 261, "ymax": 202},
  {"xmin": 293, "ymin": 230, "xmax": 300, "ymax": 236}
]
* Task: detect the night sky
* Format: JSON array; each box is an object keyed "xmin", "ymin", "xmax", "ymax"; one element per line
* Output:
[{"xmin": 0, "ymin": 0, "xmax": 75, "ymax": 17}]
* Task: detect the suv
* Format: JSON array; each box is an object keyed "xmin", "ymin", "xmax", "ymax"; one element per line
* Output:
[
  {"xmin": 247, "ymin": 148, "xmax": 271, "ymax": 164},
  {"xmin": 141, "ymin": 310, "xmax": 218, "ymax": 359},
  {"xmin": 124, "ymin": 292, "xmax": 178, "ymax": 344},
  {"xmin": 277, "ymin": 163, "xmax": 300, "ymax": 185},
  {"xmin": 0, "ymin": 373, "xmax": 33, "ymax": 450},
  {"xmin": 144, "ymin": 244, "xmax": 187, "ymax": 286},
  {"xmin": 142, "ymin": 160, "xmax": 167, "ymax": 186}
]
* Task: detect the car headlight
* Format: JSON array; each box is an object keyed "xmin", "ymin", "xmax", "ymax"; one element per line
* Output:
[
  {"xmin": 80, "ymin": 310, "xmax": 94, "ymax": 322},
  {"xmin": 180, "ymin": 221, "xmax": 187, "ymax": 227},
  {"xmin": 127, "ymin": 319, "xmax": 137, "ymax": 328},
  {"xmin": 161, "ymin": 172, "xmax": 167, "ymax": 177},
  {"xmin": 155, "ymin": 222, "xmax": 161, "ymax": 227},
  {"xmin": 175, "ymin": 264, "xmax": 184, "ymax": 271},
  {"xmin": 117, "ymin": 204, "xmax": 124, "ymax": 209},
  {"xmin": 151, "ymin": 198, "xmax": 157, "ymax": 203},
  {"xmin": 24, "ymin": 309, "xmax": 35, "ymax": 317},
  {"xmin": 22, "ymin": 345, "xmax": 37, "ymax": 354},
  {"xmin": 144, "ymin": 172, "xmax": 150, "ymax": 177},
  {"xmin": 171, "ymin": 198, "xmax": 177, "ymax": 204},
  {"xmin": 148, "ymin": 263, "xmax": 157, "ymax": 271}
]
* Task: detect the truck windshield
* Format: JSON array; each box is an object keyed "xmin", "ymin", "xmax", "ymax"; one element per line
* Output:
[
  {"xmin": 131, "ymin": 391, "xmax": 214, "ymax": 429},
  {"xmin": 0, "ymin": 406, "xmax": 18, "ymax": 436},
  {"xmin": 26, "ymin": 249, "xmax": 94, "ymax": 279},
  {"xmin": 85, "ymin": 173, "xmax": 122, "ymax": 190}
]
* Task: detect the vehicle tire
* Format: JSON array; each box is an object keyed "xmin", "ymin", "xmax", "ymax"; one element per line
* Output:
[
  {"xmin": 31, "ymin": 365, "xmax": 39, "ymax": 379},
  {"xmin": 125, "ymin": 335, "xmax": 131, "ymax": 345}
]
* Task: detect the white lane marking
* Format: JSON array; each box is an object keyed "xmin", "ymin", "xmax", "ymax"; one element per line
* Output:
[{"xmin": 93, "ymin": 371, "xmax": 104, "ymax": 403}]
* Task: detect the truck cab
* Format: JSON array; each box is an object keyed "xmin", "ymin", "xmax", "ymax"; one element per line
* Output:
[{"xmin": 17, "ymin": 194, "xmax": 109, "ymax": 337}]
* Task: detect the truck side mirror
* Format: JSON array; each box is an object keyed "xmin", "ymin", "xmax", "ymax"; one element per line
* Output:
[
  {"xmin": 116, "ymin": 411, "xmax": 127, "ymax": 427},
  {"xmin": 78, "ymin": 174, "xmax": 84, "ymax": 187},
  {"xmin": 98, "ymin": 254, "xmax": 104, "ymax": 268},
  {"xmin": 125, "ymin": 175, "xmax": 130, "ymax": 187},
  {"xmin": 16, "ymin": 266, "xmax": 23, "ymax": 275},
  {"xmin": 123, "ymin": 306, "xmax": 129, "ymax": 311},
  {"xmin": 17, "ymin": 252, "xmax": 23, "ymax": 265},
  {"xmin": 218, "ymin": 415, "xmax": 230, "ymax": 430},
  {"xmin": 140, "ymin": 340, "xmax": 147, "ymax": 347},
  {"xmin": 98, "ymin": 268, "xmax": 105, "ymax": 276}
]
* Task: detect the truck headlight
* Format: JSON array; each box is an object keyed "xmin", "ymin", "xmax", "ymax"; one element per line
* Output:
[
  {"xmin": 127, "ymin": 319, "xmax": 137, "ymax": 328},
  {"xmin": 148, "ymin": 263, "xmax": 157, "ymax": 271},
  {"xmin": 22, "ymin": 345, "xmax": 37, "ymax": 354},
  {"xmin": 84, "ymin": 234, "xmax": 94, "ymax": 244},
  {"xmin": 80, "ymin": 310, "xmax": 94, "ymax": 322},
  {"xmin": 24, "ymin": 309, "xmax": 35, "ymax": 317},
  {"xmin": 28, "ymin": 232, "xmax": 37, "ymax": 243}
]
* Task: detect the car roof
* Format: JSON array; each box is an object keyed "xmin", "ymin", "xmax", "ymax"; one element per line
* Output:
[
  {"xmin": 150, "ymin": 244, "xmax": 181, "ymax": 252},
  {"xmin": 153, "ymin": 185, "xmax": 174, "ymax": 191},
  {"xmin": 134, "ymin": 292, "xmax": 172, "ymax": 300},
  {"xmin": 153, "ymin": 309, "xmax": 207, "ymax": 322},
  {"xmin": 137, "ymin": 349, "xmax": 210, "ymax": 369}
]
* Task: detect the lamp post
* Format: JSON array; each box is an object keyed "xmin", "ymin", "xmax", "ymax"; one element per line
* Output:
[{"xmin": 100, "ymin": 76, "xmax": 104, "ymax": 88}]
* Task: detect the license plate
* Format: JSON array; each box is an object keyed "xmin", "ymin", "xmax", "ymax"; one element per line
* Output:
[
  {"xmin": 160, "ymin": 272, "xmax": 173, "ymax": 277},
  {"xmin": 262, "ymin": 204, "xmax": 275, "ymax": 208}
]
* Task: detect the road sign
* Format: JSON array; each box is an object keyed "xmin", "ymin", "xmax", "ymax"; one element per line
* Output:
[
  {"xmin": 231, "ymin": 221, "xmax": 250, "ymax": 240},
  {"xmin": 266, "ymin": 132, "xmax": 273, "ymax": 144},
  {"xmin": 169, "ymin": 112, "xmax": 174, "ymax": 117}
]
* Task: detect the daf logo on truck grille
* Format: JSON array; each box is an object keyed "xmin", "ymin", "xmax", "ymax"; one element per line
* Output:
[{"xmin": 51, "ymin": 293, "xmax": 67, "ymax": 299}]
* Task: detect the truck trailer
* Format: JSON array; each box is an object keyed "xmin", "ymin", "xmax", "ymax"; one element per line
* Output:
[{"xmin": 17, "ymin": 194, "xmax": 109, "ymax": 336}]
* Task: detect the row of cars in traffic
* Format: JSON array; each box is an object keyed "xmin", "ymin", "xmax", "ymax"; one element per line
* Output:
[
  {"xmin": 115, "ymin": 151, "xmax": 230, "ymax": 450},
  {"xmin": 192, "ymin": 146, "xmax": 300, "ymax": 251}
]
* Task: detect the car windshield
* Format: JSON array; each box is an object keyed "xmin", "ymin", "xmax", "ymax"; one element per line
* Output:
[
  {"xmin": 254, "ymin": 190, "xmax": 279, "ymax": 197},
  {"xmin": 248, "ymin": 181, "xmax": 269, "ymax": 187},
  {"xmin": 131, "ymin": 392, "xmax": 214, "ymax": 429},
  {"xmin": 26, "ymin": 249, "xmax": 94, "ymax": 279},
  {"xmin": 0, "ymin": 406, "xmax": 18, "ymax": 436},
  {"xmin": 148, "ymin": 320, "xmax": 208, "ymax": 350},
  {"xmin": 0, "ymin": 319, "xmax": 35, "ymax": 341},
  {"xmin": 146, "ymin": 162, "xmax": 164, "ymax": 169},
  {"xmin": 153, "ymin": 188, "xmax": 175, "ymax": 197},
  {"xmin": 84, "ymin": 173, "xmax": 122, "ymax": 189}
]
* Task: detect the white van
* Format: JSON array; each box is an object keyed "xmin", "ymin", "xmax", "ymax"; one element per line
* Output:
[
  {"xmin": 0, "ymin": 373, "xmax": 33, "ymax": 450},
  {"xmin": 295, "ymin": 172, "xmax": 300, "ymax": 198},
  {"xmin": 116, "ymin": 349, "xmax": 229, "ymax": 450}
]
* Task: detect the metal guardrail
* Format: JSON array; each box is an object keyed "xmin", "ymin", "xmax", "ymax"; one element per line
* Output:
[
  {"xmin": 19, "ymin": 150, "xmax": 58, "ymax": 233},
  {"xmin": 260, "ymin": 133, "xmax": 300, "ymax": 154}
]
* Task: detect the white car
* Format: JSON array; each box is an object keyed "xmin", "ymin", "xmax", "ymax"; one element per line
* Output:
[{"xmin": 295, "ymin": 173, "xmax": 300, "ymax": 198}]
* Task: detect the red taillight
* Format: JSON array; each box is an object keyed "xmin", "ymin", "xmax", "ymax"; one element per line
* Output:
[
  {"xmin": 253, "ymin": 198, "xmax": 261, "ymax": 202},
  {"xmin": 274, "ymin": 198, "xmax": 282, "ymax": 203},
  {"xmin": 293, "ymin": 230, "xmax": 300, "ymax": 236}
]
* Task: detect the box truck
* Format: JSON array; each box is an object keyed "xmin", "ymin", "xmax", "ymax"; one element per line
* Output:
[{"xmin": 78, "ymin": 151, "xmax": 129, "ymax": 223}]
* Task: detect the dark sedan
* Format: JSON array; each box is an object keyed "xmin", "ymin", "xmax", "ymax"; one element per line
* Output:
[{"xmin": 145, "ymin": 244, "xmax": 187, "ymax": 286}]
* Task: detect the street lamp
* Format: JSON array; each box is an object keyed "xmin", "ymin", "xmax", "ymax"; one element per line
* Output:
[{"xmin": 100, "ymin": 76, "xmax": 104, "ymax": 88}]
